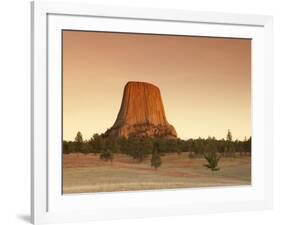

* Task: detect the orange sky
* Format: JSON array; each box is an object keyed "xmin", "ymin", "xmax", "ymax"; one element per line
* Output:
[{"xmin": 63, "ymin": 30, "xmax": 251, "ymax": 141}]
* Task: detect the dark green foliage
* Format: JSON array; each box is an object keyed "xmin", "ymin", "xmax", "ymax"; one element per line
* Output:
[
  {"xmin": 75, "ymin": 131, "xmax": 83, "ymax": 142},
  {"xmin": 226, "ymin": 129, "xmax": 232, "ymax": 142},
  {"xmin": 63, "ymin": 135, "xmax": 251, "ymax": 157},
  {"xmin": 123, "ymin": 136, "xmax": 153, "ymax": 162},
  {"xmin": 204, "ymin": 141, "xmax": 217, "ymax": 154},
  {"xmin": 63, "ymin": 141, "xmax": 70, "ymax": 154},
  {"xmin": 203, "ymin": 140, "xmax": 220, "ymax": 172},
  {"xmin": 81, "ymin": 142, "xmax": 91, "ymax": 154},
  {"xmin": 89, "ymin": 133, "xmax": 105, "ymax": 154},
  {"xmin": 63, "ymin": 131, "xmax": 252, "ymax": 164},
  {"xmin": 244, "ymin": 137, "xmax": 251, "ymax": 156},
  {"xmin": 203, "ymin": 151, "xmax": 221, "ymax": 172},
  {"xmin": 224, "ymin": 129, "xmax": 235, "ymax": 157},
  {"xmin": 104, "ymin": 137, "xmax": 120, "ymax": 154},
  {"xmin": 151, "ymin": 144, "xmax": 162, "ymax": 170},
  {"xmin": 74, "ymin": 131, "xmax": 83, "ymax": 152},
  {"xmin": 100, "ymin": 148, "xmax": 114, "ymax": 163},
  {"xmin": 134, "ymin": 138, "xmax": 153, "ymax": 162}
]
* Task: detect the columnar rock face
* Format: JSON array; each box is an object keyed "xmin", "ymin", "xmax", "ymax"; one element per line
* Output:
[{"xmin": 105, "ymin": 81, "xmax": 177, "ymax": 139}]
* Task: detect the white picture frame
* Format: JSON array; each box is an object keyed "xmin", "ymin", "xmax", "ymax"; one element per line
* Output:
[{"xmin": 31, "ymin": 1, "xmax": 273, "ymax": 224}]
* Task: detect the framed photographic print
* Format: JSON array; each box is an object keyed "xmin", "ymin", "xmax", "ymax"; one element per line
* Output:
[{"xmin": 31, "ymin": 1, "xmax": 273, "ymax": 224}]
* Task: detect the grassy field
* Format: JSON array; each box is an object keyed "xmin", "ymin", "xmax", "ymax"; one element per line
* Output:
[{"xmin": 63, "ymin": 153, "xmax": 251, "ymax": 194}]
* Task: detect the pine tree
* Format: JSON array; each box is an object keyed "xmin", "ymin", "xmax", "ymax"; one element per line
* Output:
[
  {"xmin": 226, "ymin": 130, "xmax": 232, "ymax": 142},
  {"xmin": 74, "ymin": 131, "xmax": 83, "ymax": 153},
  {"xmin": 151, "ymin": 150, "xmax": 162, "ymax": 170},
  {"xmin": 203, "ymin": 151, "xmax": 221, "ymax": 172},
  {"xmin": 225, "ymin": 129, "xmax": 234, "ymax": 157}
]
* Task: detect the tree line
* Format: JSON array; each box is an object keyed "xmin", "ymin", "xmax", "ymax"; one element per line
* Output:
[{"xmin": 63, "ymin": 130, "xmax": 251, "ymax": 169}]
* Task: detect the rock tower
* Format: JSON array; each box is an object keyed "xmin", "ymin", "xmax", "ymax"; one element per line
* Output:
[{"xmin": 105, "ymin": 81, "xmax": 177, "ymax": 139}]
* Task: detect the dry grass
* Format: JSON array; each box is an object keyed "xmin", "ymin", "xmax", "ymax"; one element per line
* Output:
[{"xmin": 63, "ymin": 153, "xmax": 251, "ymax": 194}]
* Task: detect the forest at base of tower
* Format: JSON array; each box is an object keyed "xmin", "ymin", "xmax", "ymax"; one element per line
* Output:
[{"xmin": 63, "ymin": 133, "xmax": 251, "ymax": 160}]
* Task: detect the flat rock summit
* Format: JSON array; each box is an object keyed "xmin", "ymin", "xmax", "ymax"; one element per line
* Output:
[{"xmin": 105, "ymin": 81, "xmax": 177, "ymax": 139}]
